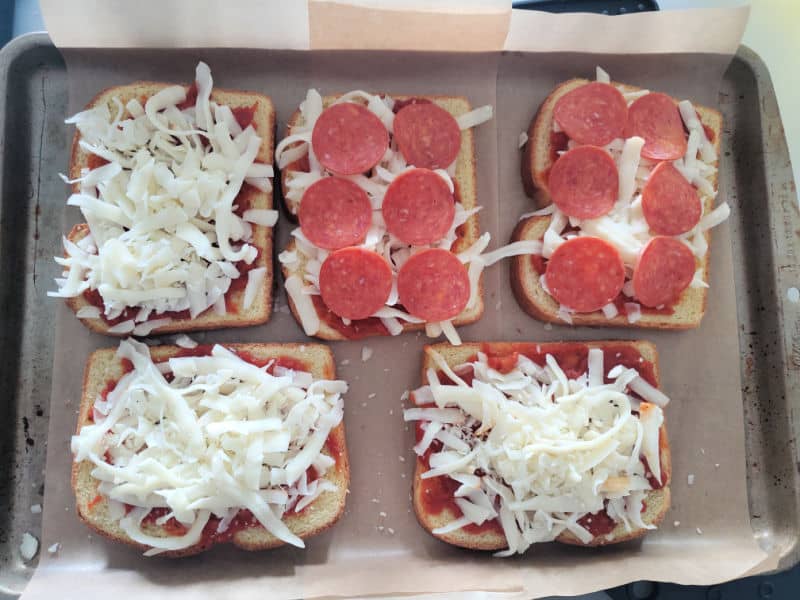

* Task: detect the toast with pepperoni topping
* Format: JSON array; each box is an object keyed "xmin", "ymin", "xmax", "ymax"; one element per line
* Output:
[
  {"xmin": 514, "ymin": 78, "xmax": 723, "ymax": 329},
  {"xmin": 279, "ymin": 93, "xmax": 485, "ymax": 341}
]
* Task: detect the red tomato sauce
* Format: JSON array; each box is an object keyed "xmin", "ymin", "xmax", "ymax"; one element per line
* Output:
[
  {"xmin": 311, "ymin": 295, "xmax": 390, "ymax": 339},
  {"xmin": 392, "ymin": 97, "xmax": 432, "ymax": 114},
  {"xmin": 577, "ymin": 506, "xmax": 617, "ymax": 537},
  {"xmin": 416, "ymin": 453, "xmax": 504, "ymax": 536}
]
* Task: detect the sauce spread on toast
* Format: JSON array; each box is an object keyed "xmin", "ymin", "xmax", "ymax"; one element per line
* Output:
[
  {"xmin": 412, "ymin": 343, "xmax": 662, "ymax": 546},
  {"xmin": 577, "ymin": 505, "xmax": 617, "ymax": 537}
]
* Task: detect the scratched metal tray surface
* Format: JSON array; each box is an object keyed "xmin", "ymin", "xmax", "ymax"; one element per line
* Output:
[{"xmin": 0, "ymin": 33, "xmax": 798, "ymax": 598}]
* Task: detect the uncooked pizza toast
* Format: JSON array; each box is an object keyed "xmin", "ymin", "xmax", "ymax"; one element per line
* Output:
[
  {"xmin": 72, "ymin": 340, "xmax": 349, "ymax": 557},
  {"xmin": 404, "ymin": 341, "xmax": 671, "ymax": 554},
  {"xmin": 50, "ymin": 62, "xmax": 277, "ymax": 336},
  {"xmin": 514, "ymin": 68, "xmax": 729, "ymax": 329},
  {"xmin": 276, "ymin": 91, "xmax": 500, "ymax": 344}
]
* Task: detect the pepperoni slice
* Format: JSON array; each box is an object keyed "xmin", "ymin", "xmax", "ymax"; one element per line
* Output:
[
  {"xmin": 544, "ymin": 237, "xmax": 625, "ymax": 313},
  {"xmin": 319, "ymin": 248, "xmax": 392, "ymax": 320},
  {"xmin": 312, "ymin": 103, "xmax": 389, "ymax": 176},
  {"xmin": 633, "ymin": 237, "xmax": 696, "ymax": 308},
  {"xmin": 553, "ymin": 82, "xmax": 628, "ymax": 147},
  {"xmin": 299, "ymin": 177, "xmax": 373, "ymax": 250},
  {"xmin": 624, "ymin": 92, "xmax": 687, "ymax": 160},
  {"xmin": 548, "ymin": 146, "xmax": 618, "ymax": 219},
  {"xmin": 393, "ymin": 103, "xmax": 462, "ymax": 170},
  {"xmin": 382, "ymin": 168, "xmax": 455, "ymax": 245},
  {"xmin": 397, "ymin": 249, "xmax": 470, "ymax": 322},
  {"xmin": 641, "ymin": 162, "xmax": 702, "ymax": 236}
]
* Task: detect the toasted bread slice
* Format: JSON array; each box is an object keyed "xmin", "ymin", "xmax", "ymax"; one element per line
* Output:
[
  {"xmin": 72, "ymin": 343, "xmax": 349, "ymax": 557},
  {"xmin": 412, "ymin": 340, "xmax": 671, "ymax": 552},
  {"xmin": 64, "ymin": 82, "xmax": 276, "ymax": 336},
  {"xmin": 280, "ymin": 94, "xmax": 484, "ymax": 340},
  {"xmin": 516, "ymin": 78, "xmax": 722, "ymax": 329}
]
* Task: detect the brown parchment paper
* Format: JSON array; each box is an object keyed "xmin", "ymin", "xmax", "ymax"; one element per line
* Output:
[{"xmin": 23, "ymin": 4, "xmax": 775, "ymax": 599}]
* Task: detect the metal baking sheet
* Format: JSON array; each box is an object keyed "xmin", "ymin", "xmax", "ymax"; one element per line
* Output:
[{"xmin": 0, "ymin": 32, "xmax": 797, "ymax": 596}]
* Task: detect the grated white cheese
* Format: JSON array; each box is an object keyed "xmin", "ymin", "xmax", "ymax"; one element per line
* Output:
[
  {"xmin": 242, "ymin": 267, "xmax": 267, "ymax": 310},
  {"xmin": 456, "ymin": 105, "xmax": 494, "ymax": 130},
  {"xmin": 602, "ymin": 302, "xmax": 619, "ymax": 319},
  {"xmin": 50, "ymin": 62, "xmax": 272, "ymax": 327},
  {"xmin": 76, "ymin": 306, "xmax": 101, "ymax": 319},
  {"xmin": 404, "ymin": 349, "xmax": 667, "ymax": 555},
  {"xmin": 71, "ymin": 339, "xmax": 346, "ymax": 555},
  {"xmin": 174, "ymin": 334, "xmax": 198, "ymax": 349}
]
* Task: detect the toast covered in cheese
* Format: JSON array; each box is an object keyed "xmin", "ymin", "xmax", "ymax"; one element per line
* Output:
[
  {"xmin": 405, "ymin": 340, "xmax": 671, "ymax": 554},
  {"xmin": 72, "ymin": 340, "xmax": 349, "ymax": 557},
  {"xmin": 52, "ymin": 63, "xmax": 276, "ymax": 336}
]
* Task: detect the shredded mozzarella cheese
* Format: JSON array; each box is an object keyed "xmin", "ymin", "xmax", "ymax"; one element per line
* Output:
[
  {"xmin": 404, "ymin": 349, "xmax": 666, "ymax": 555},
  {"xmin": 50, "ymin": 63, "xmax": 272, "ymax": 328},
  {"xmin": 71, "ymin": 339, "xmax": 346, "ymax": 555}
]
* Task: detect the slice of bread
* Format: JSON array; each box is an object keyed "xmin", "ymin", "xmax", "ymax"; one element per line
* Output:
[
  {"xmin": 516, "ymin": 78, "xmax": 722, "ymax": 329},
  {"xmin": 64, "ymin": 82, "xmax": 276, "ymax": 336},
  {"xmin": 412, "ymin": 340, "xmax": 671, "ymax": 552},
  {"xmin": 280, "ymin": 94, "xmax": 484, "ymax": 340},
  {"xmin": 72, "ymin": 343, "xmax": 350, "ymax": 557}
]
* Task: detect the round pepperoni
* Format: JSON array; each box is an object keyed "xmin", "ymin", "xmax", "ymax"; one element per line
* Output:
[
  {"xmin": 633, "ymin": 236, "xmax": 696, "ymax": 308},
  {"xmin": 641, "ymin": 162, "xmax": 702, "ymax": 236},
  {"xmin": 393, "ymin": 103, "xmax": 462, "ymax": 170},
  {"xmin": 319, "ymin": 248, "xmax": 392, "ymax": 320},
  {"xmin": 312, "ymin": 103, "xmax": 389, "ymax": 176},
  {"xmin": 382, "ymin": 168, "xmax": 455, "ymax": 245},
  {"xmin": 553, "ymin": 82, "xmax": 628, "ymax": 147},
  {"xmin": 548, "ymin": 146, "xmax": 618, "ymax": 219},
  {"xmin": 397, "ymin": 249, "xmax": 470, "ymax": 322},
  {"xmin": 624, "ymin": 92, "xmax": 687, "ymax": 160},
  {"xmin": 299, "ymin": 177, "xmax": 373, "ymax": 250},
  {"xmin": 545, "ymin": 237, "xmax": 625, "ymax": 313}
]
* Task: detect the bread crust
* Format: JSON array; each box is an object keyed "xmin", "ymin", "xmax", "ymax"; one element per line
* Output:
[
  {"xmin": 279, "ymin": 93, "xmax": 485, "ymax": 340},
  {"xmin": 72, "ymin": 343, "xmax": 350, "ymax": 557},
  {"xmin": 412, "ymin": 340, "xmax": 671, "ymax": 552},
  {"xmin": 516, "ymin": 78, "xmax": 721, "ymax": 329},
  {"xmin": 63, "ymin": 81, "xmax": 276, "ymax": 336}
]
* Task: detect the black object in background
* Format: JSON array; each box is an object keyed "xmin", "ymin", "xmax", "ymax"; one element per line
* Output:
[{"xmin": 513, "ymin": 0, "xmax": 658, "ymax": 15}]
